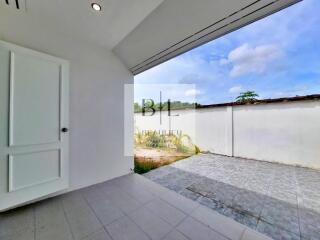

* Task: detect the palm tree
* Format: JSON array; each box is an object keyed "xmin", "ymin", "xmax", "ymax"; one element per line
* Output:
[{"xmin": 236, "ymin": 91, "xmax": 259, "ymax": 103}]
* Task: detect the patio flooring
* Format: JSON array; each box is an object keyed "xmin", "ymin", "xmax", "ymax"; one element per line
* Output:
[
  {"xmin": 144, "ymin": 154, "xmax": 320, "ymax": 240},
  {"xmin": 0, "ymin": 173, "xmax": 270, "ymax": 240}
]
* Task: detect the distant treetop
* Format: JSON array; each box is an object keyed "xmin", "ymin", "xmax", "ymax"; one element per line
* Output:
[{"xmin": 236, "ymin": 91, "xmax": 259, "ymax": 103}]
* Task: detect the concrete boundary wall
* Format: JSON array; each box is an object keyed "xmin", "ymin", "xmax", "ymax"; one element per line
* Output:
[{"xmin": 134, "ymin": 100, "xmax": 320, "ymax": 169}]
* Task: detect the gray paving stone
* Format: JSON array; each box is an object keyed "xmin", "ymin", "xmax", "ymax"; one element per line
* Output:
[
  {"xmin": 64, "ymin": 210, "xmax": 102, "ymax": 240},
  {"xmin": 99, "ymin": 184, "xmax": 142, "ymax": 214},
  {"xmin": 144, "ymin": 153, "xmax": 320, "ymax": 240},
  {"xmin": 0, "ymin": 227, "xmax": 35, "ymax": 240},
  {"xmin": 202, "ymin": 196, "xmax": 258, "ymax": 230},
  {"xmin": 159, "ymin": 188, "xmax": 199, "ymax": 214},
  {"xmin": 106, "ymin": 216, "xmax": 149, "ymax": 240},
  {"xmin": 198, "ymin": 196, "xmax": 226, "ymax": 212},
  {"xmin": 241, "ymin": 228, "xmax": 273, "ymax": 240},
  {"xmin": 299, "ymin": 189, "xmax": 320, "ymax": 201},
  {"xmin": 260, "ymin": 199, "xmax": 300, "ymax": 236},
  {"xmin": 244, "ymin": 179, "xmax": 270, "ymax": 195},
  {"xmin": 145, "ymin": 198, "xmax": 187, "ymax": 226},
  {"xmin": 163, "ymin": 230, "xmax": 189, "ymax": 240},
  {"xmin": 191, "ymin": 205, "xmax": 246, "ymax": 240},
  {"xmin": 129, "ymin": 206, "xmax": 173, "ymax": 240},
  {"xmin": 82, "ymin": 229, "xmax": 112, "ymax": 240},
  {"xmin": 257, "ymin": 220, "xmax": 300, "ymax": 240},
  {"xmin": 163, "ymin": 182, "xmax": 186, "ymax": 192},
  {"xmin": 114, "ymin": 176, "xmax": 156, "ymax": 204},
  {"xmin": 60, "ymin": 192, "xmax": 87, "ymax": 211},
  {"xmin": 206, "ymin": 182, "xmax": 241, "ymax": 206},
  {"xmin": 83, "ymin": 192, "xmax": 124, "ymax": 225},
  {"xmin": 61, "ymin": 193, "xmax": 102, "ymax": 240},
  {"xmin": 229, "ymin": 209, "xmax": 259, "ymax": 230},
  {"xmin": 299, "ymin": 208, "xmax": 320, "ymax": 231},
  {"xmin": 178, "ymin": 188, "xmax": 202, "ymax": 201},
  {"xmin": 300, "ymin": 198, "xmax": 320, "ymax": 212},
  {"xmin": 232, "ymin": 190, "xmax": 265, "ymax": 217},
  {"xmin": 36, "ymin": 224, "xmax": 73, "ymax": 240},
  {"xmin": 144, "ymin": 164, "xmax": 178, "ymax": 179},
  {"xmin": 155, "ymin": 171, "xmax": 194, "ymax": 192},
  {"xmin": 177, "ymin": 217, "xmax": 228, "ymax": 240},
  {"xmin": 81, "ymin": 185, "xmax": 104, "ymax": 202},
  {"xmin": 299, "ymin": 207, "xmax": 320, "ymax": 240},
  {"xmin": 187, "ymin": 177, "xmax": 219, "ymax": 197},
  {"xmin": 0, "ymin": 206, "xmax": 34, "ymax": 238},
  {"xmin": 35, "ymin": 199, "xmax": 73, "ymax": 240},
  {"xmin": 268, "ymin": 188, "xmax": 298, "ymax": 205},
  {"xmin": 300, "ymin": 221, "xmax": 320, "ymax": 240}
]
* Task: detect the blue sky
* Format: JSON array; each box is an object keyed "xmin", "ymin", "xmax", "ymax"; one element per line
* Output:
[{"xmin": 134, "ymin": 0, "xmax": 320, "ymax": 105}]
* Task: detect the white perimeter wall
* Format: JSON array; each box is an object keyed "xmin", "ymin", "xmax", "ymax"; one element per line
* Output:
[
  {"xmin": 1, "ymin": 14, "xmax": 134, "ymax": 191},
  {"xmin": 135, "ymin": 100, "xmax": 320, "ymax": 169},
  {"xmin": 233, "ymin": 101, "xmax": 320, "ymax": 169}
]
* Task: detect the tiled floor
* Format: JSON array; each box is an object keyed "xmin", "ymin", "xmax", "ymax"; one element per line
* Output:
[
  {"xmin": 144, "ymin": 154, "xmax": 320, "ymax": 240},
  {"xmin": 0, "ymin": 173, "xmax": 271, "ymax": 240}
]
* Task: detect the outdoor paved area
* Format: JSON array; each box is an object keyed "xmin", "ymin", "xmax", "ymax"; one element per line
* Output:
[
  {"xmin": 144, "ymin": 154, "xmax": 320, "ymax": 240},
  {"xmin": 0, "ymin": 173, "xmax": 270, "ymax": 240}
]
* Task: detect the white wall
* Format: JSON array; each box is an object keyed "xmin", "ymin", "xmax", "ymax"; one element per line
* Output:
[
  {"xmin": 195, "ymin": 107, "xmax": 233, "ymax": 156},
  {"xmin": 135, "ymin": 100, "xmax": 320, "ymax": 169},
  {"xmin": 134, "ymin": 109, "xmax": 197, "ymax": 142},
  {"xmin": 0, "ymin": 12, "xmax": 134, "ymax": 191},
  {"xmin": 233, "ymin": 101, "xmax": 320, "ymax": 169},
  {"xmin": 135, "ymin": 107, "xmax": 232, "ymax": 155}
]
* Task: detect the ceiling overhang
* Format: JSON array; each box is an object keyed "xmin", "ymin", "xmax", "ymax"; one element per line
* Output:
[{"xmin": 113, "ymin": 0, "xmax": 301, "ymax": 75}]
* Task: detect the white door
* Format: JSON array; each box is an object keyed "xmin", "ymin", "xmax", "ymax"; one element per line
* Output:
[{"xmin": 0, "ymin": 41, "xmax": 69, "ymax": 211}]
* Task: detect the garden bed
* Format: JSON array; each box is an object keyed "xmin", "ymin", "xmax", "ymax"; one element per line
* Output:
[{"xmin": 134, "ymin": 147, "xmax": 191, "ymax": 173}]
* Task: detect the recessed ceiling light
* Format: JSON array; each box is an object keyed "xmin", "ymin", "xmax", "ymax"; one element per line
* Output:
[{"xmin": 91, "ymin": 3, "xmax": 102, "ymax": 11}]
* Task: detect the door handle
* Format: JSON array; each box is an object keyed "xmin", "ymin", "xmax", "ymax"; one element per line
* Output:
[{"xmin": 61, "ymin": 127, "xmax": 69, "ymax": 133}]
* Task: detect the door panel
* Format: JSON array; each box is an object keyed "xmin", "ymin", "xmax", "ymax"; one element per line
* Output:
[
  {"xmin": 9, "ymin": 52, "xmax": 61, "ymax": 146},
  {"xmin": 0, "ymin": 41, "xmax": 69, "ymax": 211},
  {"xmin": 9, "ymin": 150, "xmax": 61, "ymax": 192}
]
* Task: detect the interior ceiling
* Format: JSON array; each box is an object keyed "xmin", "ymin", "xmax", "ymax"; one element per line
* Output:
[{"xmin": 0, "ymin": 0, "xmax": 164, "ymax": 49}]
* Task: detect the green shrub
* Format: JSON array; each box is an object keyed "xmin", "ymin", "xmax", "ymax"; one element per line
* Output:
[
  {"xmin": 134, "ymin": 130, "xmax": 144, "ymax": 145},
  {"xmin": 145, "ymin": 132, "xmax": 165, "ymax": 148},
  {"xmin": 134, "ymin": 130, "xmax": 201, "ymax": 155}
]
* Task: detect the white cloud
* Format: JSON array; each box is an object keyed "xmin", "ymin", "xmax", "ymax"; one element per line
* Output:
[
  {"xmin": 185, "ymin": 89, "xmax": 203, "ymax": 97},
  {"xmin": 221, "ymin": 43, "xmax": 284, "ymax": 77},
  {"xmin": 179, "ymin": 74, "xmax": 201, "ymax": 84},
  {"xmin": 219, "ymin": 58, "xmax": 229, "ymax": 65},
  {"xmin": 228, "ymin": 85, "xmax": 243, "ymax": 94}
]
